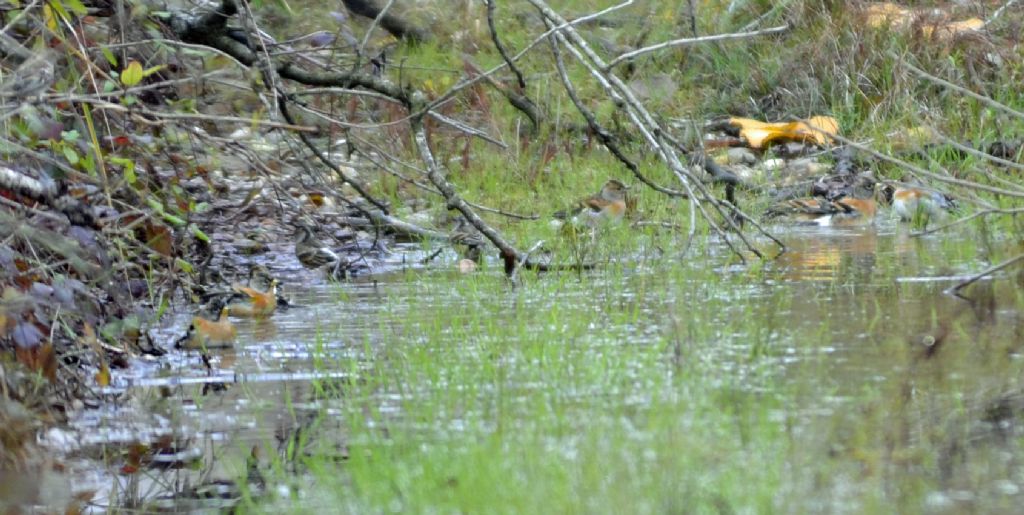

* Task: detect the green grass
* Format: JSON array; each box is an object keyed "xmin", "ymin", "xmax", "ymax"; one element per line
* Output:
[
  {"xmin": 223, "ymin": 223, "xmax": 1024, "ymax": 514},
  {"xmin": 61, "ymin": 1, "xmax": 1022, "ymax": 512}
]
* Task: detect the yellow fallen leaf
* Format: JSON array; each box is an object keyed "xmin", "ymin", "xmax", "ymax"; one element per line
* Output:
[
  {"xmin": 863, "ymin": 3, "xmax": 984, "ymax": 40},
  {"xmin": 799, "ymin": 116, "xmax": 839, "ymax": 146},
  {"xmin": 95, "ymin": 363, "xmax": 111, "ymax": 387},
  {"xmin": 728, "ymin": 116, "xmax": 839, "ymax": 149},
  {"xmin": 922, "ymin": 17, "xmax": 984, "ymax": 39},
  {"xmin": 727, "ymin": 117, "xmax": 775, "ymax": 131},
  {"xmin": 864, "ymin": 2, "xmax": 911, "ymax": 29},
  {"xmin": 736, "ymin": 126, "xmax": 784, "ymax": 149}
]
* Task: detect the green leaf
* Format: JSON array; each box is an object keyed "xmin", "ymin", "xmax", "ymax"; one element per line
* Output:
[
  {"xmin": 145, "ymin": 197, "xmax": 186, "ymax": 226},
  {"xmin": 47, "ymin": 0, "xmax": 72, "ymax": 21},
  {"xmin": 102, "ymin": 80, "xmax": 116, "ymax": 93},
  {"xmin": 62, "ymin": 145, "xmax": 79, "ymax": 165},
  {"xmin": 110, "ymin": 156, "xmax": 136, "ymax": 184},
  {"xmin": 145, "ymin": 197, "xmax": 164, "ymax": 213},
  {"xmin": 161, "ymin": 212, "xmax": 186, "ymax": 226},
  {"xmin": 142, "ymin": 64, "xmax": 167, "ymax": 78},
  {"xmin": 62, "ymin": 0, "xmax": 88, "ymax": 16},
  {"xmin": 81, "ymin": 153, "xmax": 96, "ymax": 175},
  {"xmin": 189, "ymin": 224, "xmax": 210, "ymax": 242},
  {"xmin": 121, "ymin": 61, "xmax": 143, "ymax": 87},
  {"xmin": 174, "ymin": 258, "xmax": 194, "ymax": 273},
  {"xmin": 99, "ymin": 46, "xmax": 118, "ymax": 67}
]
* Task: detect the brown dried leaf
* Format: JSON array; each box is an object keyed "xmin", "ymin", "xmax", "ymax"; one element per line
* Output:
[
  {"xmin": 143, "ymin": 221, "xmax": 173, "ymax": 257},
  {"xmin": 15, "ymin": 342, "xmax": 57, "ymax": 382}
]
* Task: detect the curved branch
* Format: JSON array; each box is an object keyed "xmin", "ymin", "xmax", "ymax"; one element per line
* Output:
[
  {"xmin": 341, "ymin": 0, "xmax": 429, "ymax": 43},
  {"xmin": 167, "ymin": 0, "xmax": 413, "ymax": 107},
  {"xmin": 548, "ymin": 33, "xmax": 688, "ymax": 198},
  {"xmin": 484, "ymin": 0, "xmax": 526, "ymax": 90},
  {"xmin": 277, "ymin": 96, "xmax": 391, "ymax": 214}
]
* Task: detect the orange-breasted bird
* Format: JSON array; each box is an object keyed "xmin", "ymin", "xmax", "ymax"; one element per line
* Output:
[
  {"xmin": 892, "ymin": 186, "xmax": 955, "ymax": 224},
  {"xmin": 226, "ymin": 279, "xmax": 279, "ymax": 317},
  {"xmin": 176, "ymin": 306, "xmax": 237, "ymax": 350},
  {"xmin": 764, "ymin": 193, "xmax": 878, "ymax": 227},
  {"xmin": 555, "ymin": 179, "xmax": 630, "ymax": 227}
]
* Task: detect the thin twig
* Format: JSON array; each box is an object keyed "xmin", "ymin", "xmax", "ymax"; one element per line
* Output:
[
  {"xmin": 986, "ymin": 0, "xmax": 1020, "ymax": 26},
  {"xmin": 913, "ymin": 207, "xmax": 1024, "ymax": 237},
  {"xmin": 830, "ymin": 133, "xmax": 1024, "ymax": 199},
  {"xmin": 946, "ymin": 253, "xmax": 1024, "ymax": 296},
  {"xmin": 547, "ymin": 31, "xmax": 688, "ymax": 198},
  {"xmin": 485, "ymin": 0, "xmax": 527, "ymax": 90},
  {"xmin": 896, "ymin": 53, "xmax": 1024, "ymax": 121},
  {"xmin": 605, "ymin": 24, "xmax": 789, "ymax": 70}
]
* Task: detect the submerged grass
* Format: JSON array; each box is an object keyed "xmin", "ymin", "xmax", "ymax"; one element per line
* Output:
[
  {"xmin": 228, "ymin": 223, "xmax": 1024, "ymax": 514},
  {"xmin": 67, "ymin": 1, "xmax": 1024, "ymax": 512}
]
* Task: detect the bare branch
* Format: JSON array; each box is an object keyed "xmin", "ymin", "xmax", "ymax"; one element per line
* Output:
[
  {"xmin": 605, "ymin": 24, "xmax": 789, "ymax": 70},
  {"xmin": 986, "ymin": 0, "xmax": 1020, "ymax": 26},
  {"xmin": 946, "ymin": 253, "xmax": 1024, "ymax": 296},
  {"xmin": 830, "ymin": 133, "xmax": 1024, "ymax": 200},
  {"xmin": 896, "ymin": 53, "xmax": 1024, "ymax": 121}
]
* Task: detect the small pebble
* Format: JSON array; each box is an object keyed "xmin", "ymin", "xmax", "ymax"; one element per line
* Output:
[
  {"xmin": 233, "ymin": 238, "xmax": 267, "ymax": 255},
  {"xmin": 787, "ymin": 158, "xmax": 829, "ymax": 178},
  {"xmin": 458, "ymin": 259, "xmax": 477, "ymax": 274},
  {"xmin": 727, "ymin": 147, "xmax": 758, "ymax": 166}
]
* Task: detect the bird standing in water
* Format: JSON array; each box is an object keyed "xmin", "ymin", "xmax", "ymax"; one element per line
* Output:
[
  {"xmin": 227, "ymin": 279, "xmax": 279, "ymax": 318},
  {"xmin": 555, "ymin": 179, "xmax": 630, "ymax": 227},
  {"xmin": 176, "ymin": 306, "xmax": 237, "ymax": 350},
  {"xmin": 293, "ymin": 223, "xmax": 348, "ymax": 278},
  {"xmin": 764, "ymin": 190, "xmax": 878, "ymax": 227},
  {"xmin": 892, "ymin": 186, "xmax": 955, "ymax": 225},
  {"xmin": 449, "ymin": 216, "xmax": 486, "ymax": 262}
]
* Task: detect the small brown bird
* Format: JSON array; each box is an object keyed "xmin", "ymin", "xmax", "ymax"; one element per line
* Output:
[
  {"xmin": 176, "ymin": 307, "xmax": 237, "ymax": 350},
  {"xmin": 293, "ymin": 223, "xmax": 348, "ymax": 278},
  {"xmin": 226, "ymin": 279, "xmax": 278, "ymax": 318},
  {"xmin": 555, "ymin": 179, "xmax": 630, "ymax": 227},
  {"xmin": 449, "ymin": 216, "xmax": 486, "ymax": 262},
  {"xmin": 764, "ymin": 195, "xmax": 877, "ymax": 227},
  {"xmin": 892, "ymin": 186, "xmax": 955, "ymax": 224}
]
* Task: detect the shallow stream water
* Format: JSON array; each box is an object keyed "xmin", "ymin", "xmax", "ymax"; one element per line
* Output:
[{"xmin": 45, "ymin": 221, "xmax": 1024, "ymax": 513}]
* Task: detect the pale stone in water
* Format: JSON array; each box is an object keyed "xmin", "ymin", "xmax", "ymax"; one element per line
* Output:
[{"xmin": 458, "ymin": 259, "xmax": 477, "ymax": 274}]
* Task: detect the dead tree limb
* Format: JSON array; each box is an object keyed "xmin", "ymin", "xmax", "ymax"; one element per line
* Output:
[
  {"xmin": 533, "ymin": 2, "xmax": 774, "ymax": 258},
  {"xmin": 340, "ymin": 0, "xmax": 429, "ymax": 43},
  {"xmin": 484, "ymin": 0, "xmax": 526, "ymax": 90},
  {"xmin": 167, "ymin": 0, "xmax": 412, "ymax": 106},
  {"xmin": 0, "ymin": 166, "xmax": 97, "ymax": 228},
  {"xmin": 548, "ymin": 32, "xmax": 688, "ymax": 198}
]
